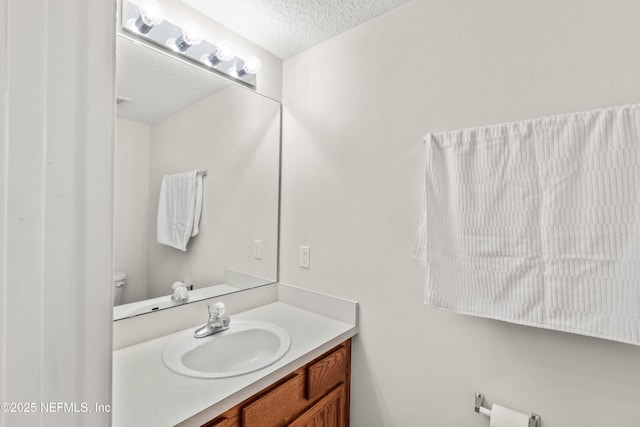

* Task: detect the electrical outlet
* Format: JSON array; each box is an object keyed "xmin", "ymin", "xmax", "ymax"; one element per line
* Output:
[
  {"xmin": 253, "ymin": 240, "xmax": 262, "ymax": 260},
  {"xmin": 299, "ymin": 246, "xmax": 310, "ymax": 269}
]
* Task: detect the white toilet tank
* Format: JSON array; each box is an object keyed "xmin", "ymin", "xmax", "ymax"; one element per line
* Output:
[{"xmin": 113, "ymin": 271, "xmax": 126, "ymax": 306}]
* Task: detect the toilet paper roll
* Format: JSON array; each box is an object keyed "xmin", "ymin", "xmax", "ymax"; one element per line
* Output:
[{"xmin": 489, "ymin": 404, "xmax": 530, "ymax": 427}]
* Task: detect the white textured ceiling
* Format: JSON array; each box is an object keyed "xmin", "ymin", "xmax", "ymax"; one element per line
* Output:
[
  {"xmin": 179, "ymin": 0, "xmax": 413, "ymax": 59},
  {"xmin": 116, "ymin": 36, "xmax": 230, "ymax": 123}
]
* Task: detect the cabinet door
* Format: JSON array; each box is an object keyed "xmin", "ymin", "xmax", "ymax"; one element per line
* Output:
[
  {"xmin": 306, "ymin": 344, "xmax": 348, "ymax": 401},
  {"xmin": 242, "ymin": 373, "xmax": 306, "ymax": 426},
  {"xmin": 287, "ymin": 385, "xmax": 346, "ymax": 427}
]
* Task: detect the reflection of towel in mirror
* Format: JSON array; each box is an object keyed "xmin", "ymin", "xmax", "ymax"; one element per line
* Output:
[{"xmin": 157, "ymin": 170, "xmax": 203, "ymax": 251}]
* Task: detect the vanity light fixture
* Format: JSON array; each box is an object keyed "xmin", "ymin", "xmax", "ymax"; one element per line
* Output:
[
  {"xmin": 237, "ymin": 56, "xmax": 262, "ymax": 76},
  {"xmin": 126, "ymin": 0, "xmax": 164, "ymax": 35},
  {"xmin": 167, "ymin": 22, "xmax": 203, "ymax": 52},
  {"xmin": 121, "ymin": 0, "xmax": 260, "ymax": 87}
]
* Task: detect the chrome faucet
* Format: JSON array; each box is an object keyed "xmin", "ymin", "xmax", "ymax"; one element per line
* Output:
[{"xmin": 194, "ymin": 302, "xmax": 230, "ymax": 338}]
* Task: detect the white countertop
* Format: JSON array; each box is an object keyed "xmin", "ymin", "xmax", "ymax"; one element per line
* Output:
[
  {"xmin": 112, "ymin": 301, "xmax": 357, "ymax": 427},
  {"xmin": 113, "ymin": 284, "xmax": 242, "ymax": 320}
]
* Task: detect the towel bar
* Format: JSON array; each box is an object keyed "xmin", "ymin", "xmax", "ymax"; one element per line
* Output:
[{"xmin": 475, "ymin": 392, "xmax": 540, "ymax": 427}]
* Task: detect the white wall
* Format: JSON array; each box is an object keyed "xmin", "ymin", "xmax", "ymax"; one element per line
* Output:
[
  {"xmin": 146, "ymin": 86, "xmax": 280, "ymax": 298},
  {"xmin": 114, "ymin": 119, "xmax": 150, "ymax": 304},
  {"xmin": 280, "ymin": 1, "xmax": 640, "ymax": 426},
  {"xmin": 0, "ymin": 1, "xmax": 114, "ymax": 426}
]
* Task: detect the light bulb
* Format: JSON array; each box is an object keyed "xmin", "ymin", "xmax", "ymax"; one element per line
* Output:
[
  {"xmin": 181, "ymin": 22, "xmax": 203, "ymax": 45},
  {"xmin": 127, "ymin": 0, "xmax": 164, "ymax": 34},
  {"xmin": 215, "ymin": 41, "xmax": 235, "ymax": 62},
  {"xmin": 239, "ymin": 56, "xmax": 261, "ymax": 76},
  {"xmin": 202, "ymin": 41, "xmax": 235, "ymax": 66},
  {"xmin": 169, "ymin": 22, "xmax": 203, "ymax": 52}
]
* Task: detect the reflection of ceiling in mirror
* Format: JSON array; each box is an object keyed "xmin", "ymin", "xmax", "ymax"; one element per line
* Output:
[
  {"xmin": 179, "ymin": 0, "xmax": 412, "ymax": 59},
  {"xmin": 116, "ymin": 36, "xmax": 230, "ymax": 124}
]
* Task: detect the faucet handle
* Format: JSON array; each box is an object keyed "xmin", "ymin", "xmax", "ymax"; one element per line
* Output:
[{"xmin": 208, "ymin": 302, "xmax": 225, "ymax": 319}]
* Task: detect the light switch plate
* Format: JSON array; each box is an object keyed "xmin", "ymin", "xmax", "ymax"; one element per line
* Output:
[
  {"xmin": 299, "ymin": 246, "xmax": 310, "ymax": 269},
  {"xmin": 253, "ymin": 240, "xmax": 262, "ymax": 260}
]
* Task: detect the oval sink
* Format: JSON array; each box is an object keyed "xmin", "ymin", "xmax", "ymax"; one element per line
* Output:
[{"xmin": 163, "ymin": 320, "xmax": 291, "ymax": 378}]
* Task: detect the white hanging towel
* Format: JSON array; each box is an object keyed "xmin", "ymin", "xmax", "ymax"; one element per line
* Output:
[
  {"xmin": 414, "ymin": 104, "xmax": 640, "ymax": 345},
  {"xmin": 157, "ymin": 170, "xmax": 204, "ymax": 251}
]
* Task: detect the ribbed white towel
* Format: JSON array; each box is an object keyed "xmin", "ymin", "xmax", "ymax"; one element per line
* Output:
[
  {"xmin": 157, "ymin": 170, "xmax": 204, "ymax": 251},
  {"xmin": 192, "ymin": 172, "xmax": 203, "ymax": 237},
  {"xmin": 414, "ymin": 104, "xmax": 640, "ymax": 345}
]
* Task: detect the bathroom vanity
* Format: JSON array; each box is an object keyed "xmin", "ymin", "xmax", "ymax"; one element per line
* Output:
[
  {"xmin": 112, "ymin": 284, "xmax": 358, "ymax": 427},
  {"xmin": 112, "ymin": 4, "xmax": 357, "ymax": 425},
  {"xmin": 202, "ymin": 340, "xmax": 351, "ymax": 427}
]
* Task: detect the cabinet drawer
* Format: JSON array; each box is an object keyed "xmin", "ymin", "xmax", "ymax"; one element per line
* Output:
[
  {"xmin": 201, "ymin": 416, "xmax": 231, "ymax": 427},
  {"xmin": 242, "ymin": 373, "xmax": 305, "ymax": 426},
  {"xmin": 306, "ymin": 344, "xmax": 348, "ymax": 401}
]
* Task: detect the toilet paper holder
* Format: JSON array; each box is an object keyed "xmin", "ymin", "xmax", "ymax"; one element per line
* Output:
[{"xmin": 475, "ymin": 392, "xmax": 541, "ymax": 427}]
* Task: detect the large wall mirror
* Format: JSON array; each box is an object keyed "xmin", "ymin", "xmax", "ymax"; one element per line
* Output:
[{"xmin": 113, "ymin": 30, "xmax": 280, "ymax": 320}]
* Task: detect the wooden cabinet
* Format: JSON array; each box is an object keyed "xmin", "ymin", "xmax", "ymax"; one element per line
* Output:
[
  {"xmin": 288, "ymin": 384, "xmax": 346, "ymax": 427},
  {"xmin": 201, "ymin": 417, "xmax": 233, "ymax": 427},
  {"xmin": 202, "ymin": 340, "xmax": 351, "ymax": 427}
]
